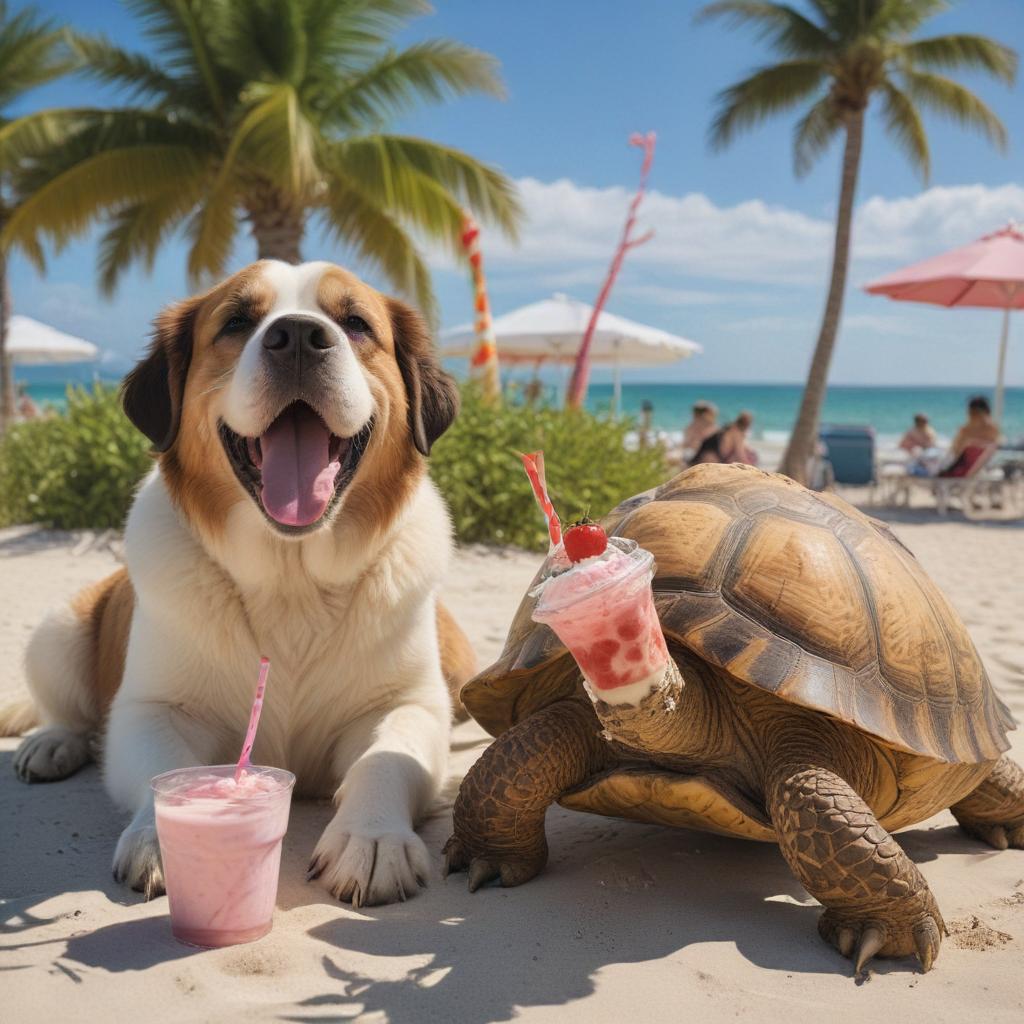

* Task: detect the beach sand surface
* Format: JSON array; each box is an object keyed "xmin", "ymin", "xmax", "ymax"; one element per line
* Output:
[{"xmin": 2, "ymin": 509, "xmax": 1023, "ymax": 1024}]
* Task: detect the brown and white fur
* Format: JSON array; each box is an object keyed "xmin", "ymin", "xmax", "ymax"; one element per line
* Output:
[{"xmin": 5, "ymin": 260, "xmax": 476, "ymax": 906}]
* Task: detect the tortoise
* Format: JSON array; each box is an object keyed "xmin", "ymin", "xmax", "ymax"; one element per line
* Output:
[{"xmin": 444, "ymin": 463, "xmax": 1024, "ymax": 973}]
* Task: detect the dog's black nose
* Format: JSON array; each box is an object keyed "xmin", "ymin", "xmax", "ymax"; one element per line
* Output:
[{"xmin": 262, "ymin": 316, "xmax": 335, "ymax": 355}]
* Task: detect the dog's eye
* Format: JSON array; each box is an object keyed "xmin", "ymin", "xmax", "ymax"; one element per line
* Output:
[
  {"xmin": 222, "ymin": 314, "xmax": 253, "ymax": 334},
  {"xmin": 343, "ymin": 315, "xmax": 370, "ymax": 338}
]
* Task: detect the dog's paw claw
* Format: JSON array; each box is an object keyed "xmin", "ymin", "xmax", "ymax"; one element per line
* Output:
[{"xmin": 311, "ymin": 823, "xmax": 431, "ymax": 907}]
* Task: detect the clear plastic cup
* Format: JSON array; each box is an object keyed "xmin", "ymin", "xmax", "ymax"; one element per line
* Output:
[
  {"xmin": 152, "ymin": 765, "xmax": 295, "ymax": 948},
  {"xmin": 532, "ymin": 542, "xmax": 670, "ymax": 700}
]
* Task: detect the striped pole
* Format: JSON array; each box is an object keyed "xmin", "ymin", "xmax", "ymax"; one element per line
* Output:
[
  {"xmin": 461, "ymin": 213, "xmax": 501, "ymax": 402},
  {"xmin": 566, "ymin": 132, "xmax": 656, "ymax": 410}
]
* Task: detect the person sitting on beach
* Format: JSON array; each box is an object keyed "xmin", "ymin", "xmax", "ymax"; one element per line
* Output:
[
  {"xmin": 681, "ymin": 401, "xmax": 718, "ymax": 458},
  {"xmin": 691, "ymin": 411, "xmax": 758, "ymax": 466},
  {"xmin": 939, "ymin": 395, "xmax": 1000, "ymax": 478},
  {"xmin": 899, "ymin": 413, "xmax": 937, "ymax": 454},
  {"xmin": 15, "ymin": 384, "xmax": 40, "ymax": 422},
  {"xmin": 639, "ymin": 399, "xmax": 655, "ymax": 449}
]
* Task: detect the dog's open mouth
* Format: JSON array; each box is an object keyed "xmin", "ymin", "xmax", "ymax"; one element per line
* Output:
[{"xmin": 219, "ymin": 402, "xmax": 372, "ymax": 533}]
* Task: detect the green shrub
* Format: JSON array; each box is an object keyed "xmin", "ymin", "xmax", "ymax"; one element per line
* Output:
[
  {"xmin": 0, "ymin": 383, "xmax": 670, "ymax": 547},
  {"xmin": 431, "ymin": 387, "xmax": 669, "ymax": 550},
  {"xmin": 0, "ymin": 384, "xmax": 152, "ymax": 530}
]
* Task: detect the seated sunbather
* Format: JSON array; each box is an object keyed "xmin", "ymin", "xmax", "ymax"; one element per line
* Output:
[
  {"xmin": 691, "ymin": 411, "xmax": 757, "ymax": 466},
  {"xmin": 939, "ymin": 396, "xmax": 1000, "ymax": 478},
  {"xmin": 682, "ymin": 401, "xmax": 718, "ymax": 455},
  {"xmin": 899, "ymin": 413, "xmax": 937, "ymax": 454}
]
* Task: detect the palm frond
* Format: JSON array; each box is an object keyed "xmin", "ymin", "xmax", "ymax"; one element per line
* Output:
[
  {"xmin": 870, "ymin": 1, "xmax": 950, "ymax": 36},
  {"xmin": 3, "ymin": 144, "xmax": 212, "ymax": 252},
  {"xmin": 332, "ymin": 134, "xmax": 522, "ymax": 240},
  {"xmin": 216, "ymin": 0, "xmax": 308, "ymax": 84},
  {"xmin": 695, "ymin": 2, "xmax": 834, "ymax": 57},
  {"xmin": 900, "ymin": 67, "xmax": 1007, "ymax": 151},
  {"xmin": 879, "ymin": 80, "xmax": 930, "ymax": 180},
  {"xmin": 792, "ymin": 94, "xmax": 840, "ymax": 175},
  {"xmin": 321, "ymin": 175, "xmax": 435, "ymax": 318},
  {"xmin": 97, "ymin": 189, "xmax": 199, "ymax": 294},
  {"xmin": 7, "ymin": 108, "xmax": 217, "ymax": 195},
  {"xmin": 0, "ymin": 6, "xmax": 73, "ymax": 108},
  {"xmin": 0, "ymin": 108, "xmax": 92, "ymax": 171},
  {"xmin": 227, "ymin": 83, "xmax": 319, "ymax": 195},
  {"xmin": 301, "ymin": 0, "xmax": 432, "ymax": 65},
  {"xmin": 125, "ymin": 0, "xmax": 230, "ymax": 119},
  {"xmin": 900, "ymin": 33, "xmax": 1017, "ymax": 84},
  {"xmin": 318, "ymin": 40, "xmax": 506, "ymax": 131},
  {"xmin": 325, "ymin": 135, "xmax": 465, "ymax": 252},
  {"xmin": 709, "ymin": 60, "xmax": 827, "ymax": 149},
  {"xmin": 185, "ymin": 181, "xmax": 240, "ymax": 285},
  {"xmin": 68, "ymin": 31, "xmax": 184, "ymax": 104}
]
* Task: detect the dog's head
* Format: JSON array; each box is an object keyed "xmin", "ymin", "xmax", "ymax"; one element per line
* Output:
[{"xmin": 123, "ymin": 260, "xmax": 458, "ymax": 538}]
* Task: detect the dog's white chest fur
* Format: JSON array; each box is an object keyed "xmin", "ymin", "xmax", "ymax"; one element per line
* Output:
[{"xmin": 115, "ymin": 469, "xmax": 451, "ymax": 795}]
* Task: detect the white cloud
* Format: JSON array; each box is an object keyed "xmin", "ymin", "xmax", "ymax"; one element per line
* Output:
[
  {"xmin": 842, "ymin": 313, "xmax": 922, "ymax": 336},
  {"xmin": 721, "ymin": 314, "xmax": 814, "ymax": 334},
  {"xmin": 618, "ymin": 283, "xmax": 767, "ymax": 306},
  {"xmin": 475, "ymin": 177, "xmax": 1024, "ymax": 289}
]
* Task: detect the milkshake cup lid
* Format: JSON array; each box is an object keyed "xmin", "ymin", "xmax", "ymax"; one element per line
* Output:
[{"xmin": 532, "ymin": 537, "xmax": 655, "ymax": 619}]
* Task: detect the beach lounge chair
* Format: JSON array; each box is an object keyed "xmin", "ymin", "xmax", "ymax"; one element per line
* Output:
[
  {"xmin": 819, "ymin": 424, "xmax": 875, "ymax": 486},
  {"xmin": 887, "ymin": 444, "xmax": 1009, "ymax": 515}
]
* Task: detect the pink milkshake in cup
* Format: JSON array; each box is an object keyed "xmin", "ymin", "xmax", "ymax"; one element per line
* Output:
[
  {"xmin": 532, "ymin": 537, "xmax": 672, "ymax": 705},
  {"xmin": 153, "ymin": 764, "xmax": 295, "ymax": 947}
]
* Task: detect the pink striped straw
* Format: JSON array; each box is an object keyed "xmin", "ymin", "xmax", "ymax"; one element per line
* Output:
[
  {"xmin": 234, "ymin": 656, "xmax": 270, "ymax": 782},
  {"xmin": 520, "ymin": 451, "xmax": 562, "ymax": 550}
]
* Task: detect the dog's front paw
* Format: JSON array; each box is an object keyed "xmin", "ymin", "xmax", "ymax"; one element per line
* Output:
[
  {"xmin": 13, "ymin": 727, "xmax": 91, "ymax": 782},
  {"xmin": 113, "ymin": 821, "xmax": 165, "ymax": 899},
  {"xmin": 308, "ymin": 819, "xmax": 432, "ymax": 907}
]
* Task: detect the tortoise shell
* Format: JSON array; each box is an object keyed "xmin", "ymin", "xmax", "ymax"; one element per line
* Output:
[{"xmin": 462, "ymin": 463, "xmax": 1014, "ymax": 766}]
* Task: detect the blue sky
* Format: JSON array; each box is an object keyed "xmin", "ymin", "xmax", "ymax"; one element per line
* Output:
[{"xmin": 8, "ymin": 0, "xmax": 1024, "ymax": 386}]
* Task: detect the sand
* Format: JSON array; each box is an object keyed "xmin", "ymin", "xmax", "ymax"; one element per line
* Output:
[{"xmin": 2, "ymin": 507, "xmax": 1024, "ymax": 1024}]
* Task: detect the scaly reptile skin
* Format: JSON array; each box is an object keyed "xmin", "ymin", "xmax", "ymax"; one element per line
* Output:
[
  {"xmin": 444, "ymin": 699, "xmax": 609, "ymax": 890},
  {"xmin": 951, "ymin": 755, "xmax": 1024, "ymax": 849},
  {"xmin": 769, "ymin": 764, "xmax": 944, "ymax": 972}
]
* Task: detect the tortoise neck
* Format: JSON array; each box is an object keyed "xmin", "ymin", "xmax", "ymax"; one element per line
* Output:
[{"xmin": 589, "ymin": 650, "xmax": 737, "ymax": 768}]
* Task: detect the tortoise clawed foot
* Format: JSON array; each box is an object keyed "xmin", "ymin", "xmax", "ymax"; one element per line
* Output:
[
  {"xmin": 958, "ymin": 820, "xmax": 1024, "ymax": 850},
  {"xmin": 442, "ymin": 834, "xmax": 546, "ymax": 892},
  {"xmin": 818, "ymin": 899, "xmax": 945, "ymax": 975}
]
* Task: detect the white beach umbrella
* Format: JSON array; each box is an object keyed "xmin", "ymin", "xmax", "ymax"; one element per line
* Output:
[
  {"xmin": 440, "ymin": 293, "xmax": 701, "ymax": 410},
  {"xmin": 6, "ymin": 315, "xmax": 99, "ymax": 365}
]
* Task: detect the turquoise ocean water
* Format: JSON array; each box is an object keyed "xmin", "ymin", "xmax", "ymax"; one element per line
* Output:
[
  {"xmin": 584, "ymin": 382, "xmax": 1024, "ymax": 445},
  {"xmin": 22, "ymin": 376, "xmax": 1024, "ymax": 446}
]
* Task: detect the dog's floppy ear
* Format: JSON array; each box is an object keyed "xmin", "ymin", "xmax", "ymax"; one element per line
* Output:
[
  {"xmin": 122, "ymin": 299, "xmax": 198, "ymax": 452},
  {"xmin": 388, "ymin": 298, "xmax": 459, "ymax": 456}
]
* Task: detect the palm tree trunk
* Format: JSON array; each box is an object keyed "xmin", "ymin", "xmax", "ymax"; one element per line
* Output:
[
  {"xmin": 0, "ymin": 226, "xmax": 12, "ymax": 433},
  {"xmin": 245, "ymin": 187, "xmax": 305, "ymax": 264},
  {"xmin": 778, "ymin": 110, "xmax": 864, "ymax": 484}
]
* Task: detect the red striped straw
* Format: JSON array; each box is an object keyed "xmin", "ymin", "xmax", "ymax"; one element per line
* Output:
[
  {"xmin": 520, "ymin": 451, "xmax": 562, "ymax": 550},
  {"xmin": 234, "ymin": 656, "xmax": 270, "ymax": 782}
]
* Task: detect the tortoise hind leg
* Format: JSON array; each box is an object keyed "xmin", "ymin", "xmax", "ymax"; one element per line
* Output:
[
  {"xmin": 951, "ymin": 756, "xmax": 1024, "ymax": 850},
  {"xmin": 768, "ymin": 763, "xmax": 944, "ymax": 973},
  {"xmin": 444, "ymin": 699, "xmax": 609, "ymax": 891}
]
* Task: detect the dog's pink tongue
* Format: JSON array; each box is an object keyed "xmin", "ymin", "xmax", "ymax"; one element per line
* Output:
[{"xmin": 259, "ymin": 405, "xmax": 338, "ymax": 527}]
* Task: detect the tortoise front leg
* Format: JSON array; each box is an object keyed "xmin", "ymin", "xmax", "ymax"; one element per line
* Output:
[
  {"xmin": 768, "ymin": 763, "xmax": 944, "ymax": 974},
  {"xmin": 951, "ymin": 756, "xmax": 1024, "ymax": 849},
  {"xmin": 444, "ymin": 698, "xmax": 609, "ymax": 891}
]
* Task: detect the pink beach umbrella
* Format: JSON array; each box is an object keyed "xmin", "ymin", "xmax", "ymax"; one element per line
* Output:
[{"xmin": 864, "ymin": 223, "xmax": 1024, "ymax": 425}]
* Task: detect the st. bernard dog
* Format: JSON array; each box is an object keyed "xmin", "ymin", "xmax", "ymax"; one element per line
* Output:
[{"xmin": 5, "ymin": 260, "xmax": 477, "ymax": 907}]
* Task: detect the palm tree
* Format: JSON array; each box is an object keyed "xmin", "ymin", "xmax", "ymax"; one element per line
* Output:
[
  {"xmin": 0, "ymin": 1, "xmax": 74, "ymax": 429},
  {"xmin": 2, "ymin": 0, "xmax": 521, "ymax": 321},
  {"xmin": 698, "ymin": 0, "xmax": 1016, "ymax": 483}
]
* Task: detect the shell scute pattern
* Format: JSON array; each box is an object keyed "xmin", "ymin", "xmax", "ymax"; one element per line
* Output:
[{"xmin": 462, "ymin": 463, "xmax": 1013, "ymax": 763}]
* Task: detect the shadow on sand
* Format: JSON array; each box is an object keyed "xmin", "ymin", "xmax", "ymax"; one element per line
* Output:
[{"xmin": 2, "ymin": 743, "xmax": 1006, "ymax": 1018}]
